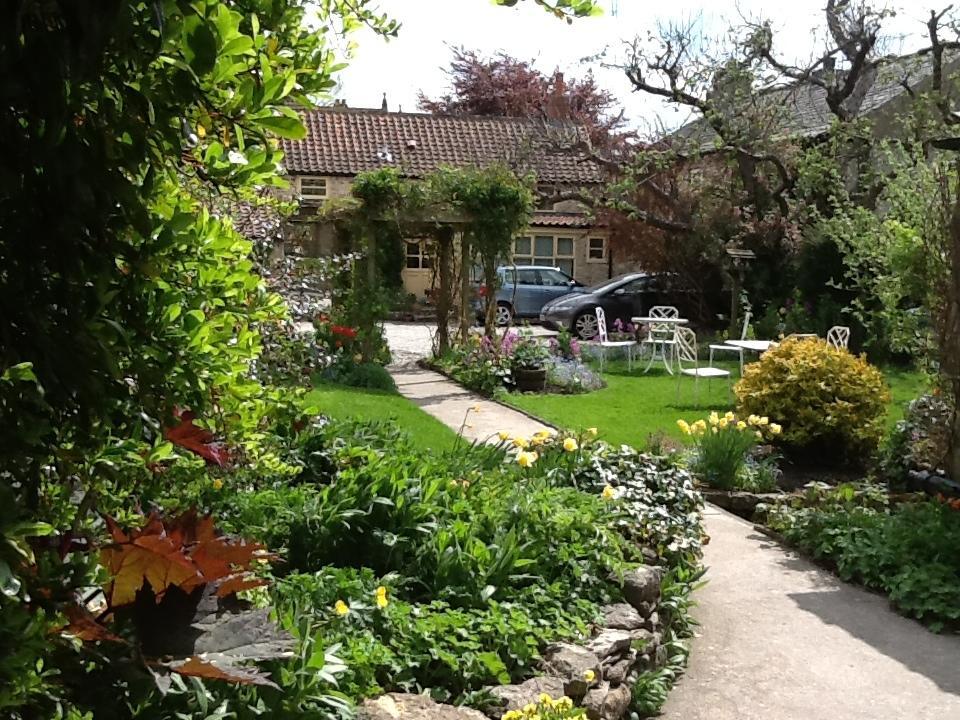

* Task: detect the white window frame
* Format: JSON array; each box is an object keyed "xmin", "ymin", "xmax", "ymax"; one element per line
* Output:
[
  {"xmin": 296, "ymin": 176, "xmax": 328, "ymax": 202},
  {"xmin": 587, "ymin": 236, "xmax": 607, "ymax": 263},
  {"xmin": 512, "ymin": 234, "xmax": 575, "ymax": 276},
  {"xmin": 404, "ymin": 239, "xmax": 433, "ymax": 271}
]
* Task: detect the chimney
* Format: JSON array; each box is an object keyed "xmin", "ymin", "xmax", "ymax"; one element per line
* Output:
[
  {"xmin": 381, "ymin": 92, "xmax": 388, "ymax": 112},
  {"xmin": 545, "ymin": 70, "xmax": 569, "ymax": 120}
]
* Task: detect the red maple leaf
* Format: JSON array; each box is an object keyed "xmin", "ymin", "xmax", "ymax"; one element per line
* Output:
[{"xmin": 164, "ymin": 410, "xmax": 229, "ymax": 467}]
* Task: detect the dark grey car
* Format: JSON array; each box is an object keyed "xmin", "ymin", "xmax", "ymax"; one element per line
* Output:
[{"xmin": 540, "ymin": 273, "xmax": 689, "ymax": 339}]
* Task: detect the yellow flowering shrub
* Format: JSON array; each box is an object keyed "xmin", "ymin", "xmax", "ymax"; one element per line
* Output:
[{"xmin": 735, "ymin": 338, "xmax": 890, "ymax": 458}]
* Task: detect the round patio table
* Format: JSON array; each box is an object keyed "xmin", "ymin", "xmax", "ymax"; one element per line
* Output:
[{"xmin": 631, "ymin": 316, "xmax": 688, "ymax": 374}]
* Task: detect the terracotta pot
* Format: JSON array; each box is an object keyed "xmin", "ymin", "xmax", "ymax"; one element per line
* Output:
[{"xmin": 514, "ymin": 366, "xmax": 547, "ymax": 392}]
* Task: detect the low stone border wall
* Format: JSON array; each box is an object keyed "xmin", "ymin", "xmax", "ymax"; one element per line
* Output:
[{"xmin": 359, "ymin": 566, "xmax": 668, "ymax": 720}]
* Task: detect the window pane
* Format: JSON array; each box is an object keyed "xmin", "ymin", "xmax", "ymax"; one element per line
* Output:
[
  {"xmin": 557, "ymin": 259, "xmax": 574, "ymax": 276},
  {"xmin": 514, "ymin": 237, "xmax": 531, "ymax": 255},
  {"xmin": 534, "ymin": 236, "xmax": 554, "ymax": 256},
  {"xmin": 516, "ymin": 269, "xmax": 539, "ymax": 284},
  {"xmin": 539, "ymin": 269, "xmax": 568, "ymax": 286},
  {"xmin": 556, "ymin": 237, "xmax": 574, "ymax": 256},
  {"xmin": 406, "ymin": 256, "xmax": 420, "ymax": 269},
  {"xmin": 513, "ymin": 256, "xmax": 532, "ymax": 267},
  {"xmin": 533, "ymin": 258, "xmax": 554, "ymax": 267}
]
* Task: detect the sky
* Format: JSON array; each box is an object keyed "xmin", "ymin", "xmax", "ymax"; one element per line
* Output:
[{"xmin": 334, "ymin": 0, "xmax": 934, "ymax": 135}]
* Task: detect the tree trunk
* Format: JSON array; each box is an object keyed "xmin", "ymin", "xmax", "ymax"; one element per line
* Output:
[
  {"xmin": 459, "ymin": 233, "xmax": 472, "ymax": 344},
  {"xmin": 483, "ymin": 257, "xmax": 498, "ymax": 339},
  {"xmin": 945, "ymin": 188, "xmax": 960, "ymax": 479},
  {"xmin": 435, "ymin": 227, "xmax": 453, "ymax": 356},
  {"xmin": 364, "ymin": 232, "xmax": 378, "ymax": 362}
]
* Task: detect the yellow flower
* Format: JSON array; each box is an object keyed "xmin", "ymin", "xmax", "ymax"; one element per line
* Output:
[
  {"xmin": 531, "ymin": 436, "xmax": 546, "ymax": 446},
  {"xmin": 587, "ymin": 427, "xmax": 598, "ymax": 436},
  {"xmin": 676, "ymin": 419, "xmax": 691, "ymax": 435},
  {"xmin": 736, "ymin": 421, "xmax": 747, "ymax": 431},
  {"xmin": 758, "ymin": 416, "xmax": 770, "ymax": 426},
  {"xmin": 769, "ymin": 423, "xmax": 782, "ymax": 436},
  {"xmin": 513, "ymin": 437, "xmax": 529, "ymax": 449},
  {"xmin": 755, "ymin": 431, "xmax": 763, "ymax": 440},
  {"xmin": 375, "ymin": 586, "xmax": 388, "ymax": 609},
  {"xmin": 334, "ymin": 600, "xmax": 350, "ymax": 616},
  {"xmin": 502, "ymin": 712, "xmax": 523, "ymax": 720},
  {"xmin": 498, "ymin": 431, "xmax": 511, "ymax": 441},
  {"xmin": 517, "ymin": 450, "xmax": 538, "ymax": 468},
  {"xmin": 212, "ymin": 477, "xmax": 224, "ymax": 490},
  {"xmin": 708, "ymin": 411, "xmax": 720, "ymax": 426},
  {"xmin": 554, "ymin": 697, "xmax": 573, "ymax": 711},
  {"xmin": 563, "ymin": 437, "xmax": 579, "ymax": 452},
  {"xmin": 724, "ymin": 411, "xmax": 735, "ymax": 422},
  {"xmin": 601, "ymin": 485, "xmax": 616, "ymax": 500},
  {"xmin": 196, "ymin": 124, "xmax": 207, "ymax": 139},
  {"xmin": 748, "ymin": 414, "xmax": 761, "ymax": 426},
  {"xmin": 537, "ymin": 693, "xmax": 553, "ymax": 705},
  {"xmin": 718, "ymin": 417, "xmax": 729, "ymax": 429},
  {"xmin": 522, "ymin": 704, "xmax": 537, "ymax": 715},
  {"xmin": 692, "ymin": 419, "xmax": 707, "ymax": 435},
  {"xmin": 534, "ymin": 429, "xmax": 551, "ymax": 438},
  {"xmin": 353, "ymin": 353, "xmax": 363, "ymax": 363},
  {"xmin": 583, "ymin": 669, "xmax": 596, "ymax": 683}
]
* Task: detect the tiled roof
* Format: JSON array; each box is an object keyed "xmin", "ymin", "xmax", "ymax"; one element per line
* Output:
[
  {"xmin": 675, "ymin": 53, "xmax": 955, "ymax": 149},
  {"xmin": 530, "ymin": 211, "xmax": 596, "ymax": 228},
  {"xmin": 281, "ymin": 107, "xmax": 604, "ymax": 185}
]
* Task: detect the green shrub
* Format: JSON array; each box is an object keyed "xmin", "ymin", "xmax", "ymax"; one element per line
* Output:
[
  {"xmin": 765, "ymin": 483, "xmax": 960, "ymax": 629},
  {"xmin": 881, "ymin": 392, "xmax": 950, "ymax": 485},
  {"xmin": 325, "ymin": 361, "xmax": 397, "ymax": 390},
  {"xmin": 736, "ymin": 338, "xmax": 890, "ymax": 460}
]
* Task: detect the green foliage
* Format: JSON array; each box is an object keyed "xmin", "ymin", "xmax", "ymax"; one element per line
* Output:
[
  {"xmin": 882, "ymin": 393, "xmax": 951, "ymax": 486},
  {"xmin": 736, "ymin": 338, "xmax": 890, "ymax": 461},
  {"xmin": 764, "ymin": 483, "xmax": 960, "ymax": 630},
  {"xmin": 324, "ymin": 362, "xmax": 397, "ymax": 391}
]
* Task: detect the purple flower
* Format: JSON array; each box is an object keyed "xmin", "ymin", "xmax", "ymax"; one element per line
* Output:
[{"xmin": 613, "ymin": 318, "xmax": 624, "ymax": 332}]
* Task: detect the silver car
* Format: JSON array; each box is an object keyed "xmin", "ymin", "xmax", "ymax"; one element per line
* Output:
[{"xmin": 476, "ymin": 265, "xmax": 584, "ymax": 325}]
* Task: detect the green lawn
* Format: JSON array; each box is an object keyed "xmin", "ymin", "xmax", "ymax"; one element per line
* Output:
[
  {"xmin": 306, "ymin": 382, "xmax": 459, "ymax": 451},
  {"xmin": 506, "ymin": 359, "xmax": 928, "ymax": 450}
]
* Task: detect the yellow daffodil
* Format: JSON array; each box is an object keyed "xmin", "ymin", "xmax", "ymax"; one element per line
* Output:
[
  {"xmin": 724, "ymin": 411, "xmax": 735, "ymax": 422},
  {"xmin": 692, "ymin": 419, "xmax": 707, "ymax": 435},
  {"xmin": 513, "ymin": 437, "xmax": 529, "ymax": 449},
  {"xmin": 758, "ymin": 416, "xmax": 770, "ymax": 426},
  {"xmin": 531, "ymin": 436, "xmax": 546, "ymax": 446},
  {"xmin": 375, "ymin": 586, "xmax": 388, "ymax": 609},
  {"xmin": 755, "ymin": 431, "xmax": 763, "ymax": 440},
  {"xmin": 517, "ymin": 450, "xmax": 538, "ymax": 467},
  {"xmin": 712, "ymin": 427, "xmax": 719, "ymax": 434},
  {"xmin": 212, "ymin": 477, "xmax": 224, "ymax": 490},
  {"xmin": 718, "ymin": 417, "xmax": 729, "ymax": 429},
  {"xmin": 587, "ymin": 427, "xmax": 598, "ymax": 436},
  {"xmin": 583, "ymin": 669, "xmax": 596, "ymax": 683},
  {"xmin": 498, "ymin": 431, "xmax": 511, "ymax": 441},
  {"xmin": 748, "ymin": 414, "xmax": 761, "ymax": 426},
  {"xmin": 537, "ymin": 693, "xmax": 553, "ymax": 705},
  {"xmin": 769, "ymin": 423, "xmax": 782, "ymax": 435},
  {"xmin": 534, "ymin": 429, "xmax": 551, "ymax": 438},
  {"xmin": 601, "ymin": 485, "xmax": 616, "ymax": 500},
  {"xmin": 736, "ymin": 420, "xmax": 747, "ymax": 431},
  {"xmin": 709, "ymin": 411, "xmax": 720, "ymax": 426},
  {"xmin": 676, "ymin": 419, "xmax": 691, "ymax": 435},
  {"xmin": 563, "ymin": 437, "xmax": 579, "ymax": 452},
  {"xmin": 334, "ymin": 600, "xmax": 350, "ymax": 616}
]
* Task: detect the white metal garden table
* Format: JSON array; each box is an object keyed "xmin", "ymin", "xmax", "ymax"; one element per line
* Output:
[{"xmin": 631, "ymin": 316, "xmax": 688, "ymax": 374}]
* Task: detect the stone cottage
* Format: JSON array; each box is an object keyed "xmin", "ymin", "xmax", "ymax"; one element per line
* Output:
[{"xmin": 280, "ymin": 105, "xmax": 633, "ymax": 300}]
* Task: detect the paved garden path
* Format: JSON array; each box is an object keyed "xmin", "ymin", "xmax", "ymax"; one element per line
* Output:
[
  {"xmin": 662, "ymin": 504, "xmax": 960, "ymax": 720},
  {"xmin": 390, "ymin": 366, "xmax": 551, "ymax": 444},
  {"xmin": 385, "ymin": 324, "xmax": 960, "ymax": 719}
]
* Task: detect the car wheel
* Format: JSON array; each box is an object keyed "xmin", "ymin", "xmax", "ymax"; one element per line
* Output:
[
  {"xmin": 574, "ymin": 311, "xmax": 599, "ymax": 340},
  {"xmin": 495, "ymin": 302, "xmax": 513, "ymax": 327}
]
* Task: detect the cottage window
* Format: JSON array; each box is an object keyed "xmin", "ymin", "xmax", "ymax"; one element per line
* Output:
[
  {"xmin": 588, "ymin": 237, "xmax": 607, "ymax": 262},
  {"xmin": 513, "ymin": 234, "xmax": 574, "ymax": 276},
  {"xmin": 405, "ymin": 240, "xmax": 433, "ymax": 270},
  {"xmin": 297, "ymin": 176, "xmax": 327, "ymax": 201}
]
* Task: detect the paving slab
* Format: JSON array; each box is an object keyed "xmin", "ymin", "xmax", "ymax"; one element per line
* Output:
[
  {"xmin": 390, "ymin": 366, "xmax": 551, "ymax": 444},
  {"xmin": 660, "ymin": 505, "xmax": 960, "ymax": 720}
]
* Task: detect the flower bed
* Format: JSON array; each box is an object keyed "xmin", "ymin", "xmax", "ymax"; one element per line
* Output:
[{"xmin": 433, "ymin": 328, "xmax": 604, "ymax": 397}]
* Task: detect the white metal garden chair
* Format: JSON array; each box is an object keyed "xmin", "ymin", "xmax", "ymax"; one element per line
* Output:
[
  {"xmin": 594, "ymin": 306, "xmax": 637, "ymax": 372},
  {"xmin": 826, "ymin": 325, "xmax": 850, "ymax": 350},
  {"xmin": 641, "ymin": 305, "xmax": 679, "ymax": 373},
  {"xmin": 709, "ymin": 311, "xmax": 752, "ymax": 375},
  {"xmin": 676, "ymin": 326, "xmax": 731, "ymax": 405}
]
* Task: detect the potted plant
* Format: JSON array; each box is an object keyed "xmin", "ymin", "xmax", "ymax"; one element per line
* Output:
[{"xmin": 511, "ymin": 330, "xmax": 550, "ymax": 391}]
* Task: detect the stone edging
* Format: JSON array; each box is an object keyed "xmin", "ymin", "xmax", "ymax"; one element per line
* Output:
[{"xmin": 359, "ymin": 567, "xmax": 668, "ymax": 720}]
